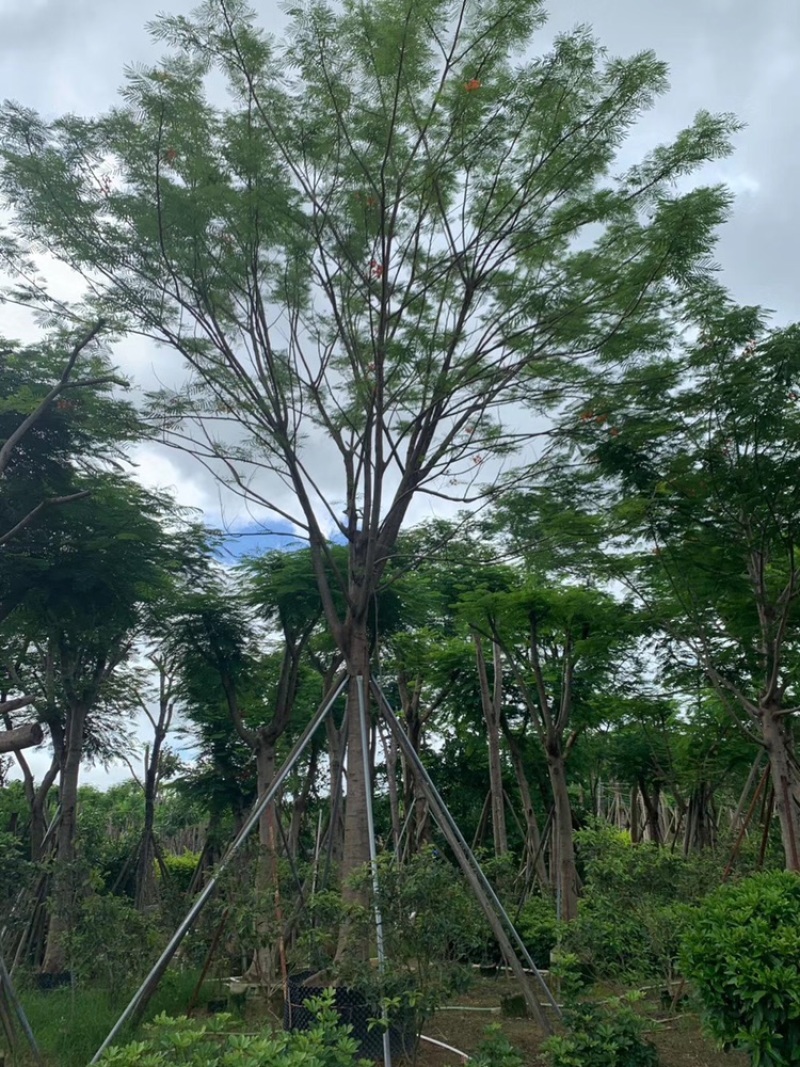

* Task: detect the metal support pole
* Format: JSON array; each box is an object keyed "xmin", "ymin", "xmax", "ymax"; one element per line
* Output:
[
  {"xmin": 356, "ymin": 676, "xmax": 392, "ymax": 1067},
  {"xmin": 372, "ymin": 680, "xmax": 560, "ymax": 1029},
  {"xmin": 90, "ymin": 675, "xmax": 348, "ymax": 1065},
  {"xmin": 0, "ymin": 941, "xmax": 43, "ymax": 1066}
]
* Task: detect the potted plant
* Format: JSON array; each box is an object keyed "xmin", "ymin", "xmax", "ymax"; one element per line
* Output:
[{"xmin": 285, "ymin": 848, "xmax": 485, "ymax": 1059}]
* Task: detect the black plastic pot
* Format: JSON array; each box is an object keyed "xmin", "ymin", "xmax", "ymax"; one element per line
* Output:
[
  {"xmin": 36, "ymin": 971, "xmax": 72, "ymax": 992},
  {"xmin": 284, "ymin": 972, "xmax": 415, "ymax": 1060}
]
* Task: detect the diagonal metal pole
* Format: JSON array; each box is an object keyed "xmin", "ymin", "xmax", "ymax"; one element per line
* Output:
[
  {"xmin": 89, "ymin": 674, "xmax": 348, "ymax": 1065},
  {"xmin": 356, "ymin": 676, "xmax": 392, "ymax": 1067},
  {"xmin": 372, "ymin": 679, "xmax": 561, "ymax": 1030},
  {"xmin": 0, "ymin": 940, "xmax": 43, "ymax": 1066}
]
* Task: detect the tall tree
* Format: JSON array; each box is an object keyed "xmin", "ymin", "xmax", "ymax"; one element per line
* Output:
[
  {"xmin": 0, "ymin": 0, "xmax": 737, "ymax": 902},
  {"xmin": 0, "ymin": 323, "xmax": 136, "ymax": 755},
  {"xmin": 462, "ymin": 584, "xmax": 637, "ymax": 920},
  {"xmin": 558, "ymin": 295, "xmax": 800, "ymax": 870},
  {"xmin": 2, "ymin": 478, "xmax": 195, "ymax": 972}
]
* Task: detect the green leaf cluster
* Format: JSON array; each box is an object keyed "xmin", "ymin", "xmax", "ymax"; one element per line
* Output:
[
  {"xmin": 680, "ymin": 870, "xmax": 800, "ymax": 1066},
  {"xmin": 99, "ymin": 993, "xmax": 371, "ymax": 1067}
]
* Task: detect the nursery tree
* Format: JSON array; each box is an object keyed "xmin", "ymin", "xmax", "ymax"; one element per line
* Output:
[
  {"xmin": 0, "ymin": 323, "xmax": 137, "ymax": 756},
  {"xmin": 462, "ymin": 583, "xmax": 637, "ymax": 920},
  {"xmin": 1, "ymin": 477, "xmax": 197, "ymax": 973},
  {"xmin": 558, "ymin": 296, "xmax": 800, "ymax": 870},
  {"xmin": 0, "ymin": 0, "xmax": 737, "ymax": 899}
]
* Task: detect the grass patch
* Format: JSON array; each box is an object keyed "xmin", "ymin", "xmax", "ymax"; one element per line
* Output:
[{"xmin": 8, "ymin": 969, "xmax": 209, "ymax": 1067}]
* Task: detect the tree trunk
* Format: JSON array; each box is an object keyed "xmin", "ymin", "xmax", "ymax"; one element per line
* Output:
[
  {"xmin": 501, "ymin": 715, "xmax": 548, "ymax": 889},
  {"xmin": 762, "ymin": 703, "xmax": 800, "ymax": 870},
  {"xmin": 324, "ymin": 715, "xmax": 345, "ymax": 868},
  {"xmin": 683, "ymin": 780, "xmax": 718, "ymax": 854},
  {"xmin": 639, "ymin": 780, "xmax": 663, "ymax": 845},
  {"xmin": 547, "ymin": 736, "xmax": 578, "ymax": 922},
  {"xmin": 398, "ymin": 682, "xmax": 430, "ymax": 854},
  {"xmin": 383, "ymin": 727, "xmax": 401, "ymax": 850},
  {"xmin": 630, "ymin": 785, "xmax": 641, "ymax": 842},
  {"xmin": 245, "ymin": 736, "xmax": 279, "ymax": 984},
  {"xmin": 475, "ymin": 635, "xmax": 508, "ymax": 857},
  {"xmin": 41, "ymin": 703, "xmax": 88, "ymax": 974},
  {"xmin": 335, "ymin": 622, "xmax": 372, "ymax": 964},
  {"xmin": 339, "ymin": 624, "xmax": 371, "ymax": 888},
  {"xmin": 288, "ymin": 745, "xmax": 319, "ymax": 860},
  {"xmin": 0, "ymin": 722, "xmax": 42, "ymax": 753},
  {"xmin": 15, "ymin": 750, "xmax": 58, "ymax": 862},
  {"xmin": 136, "ymin": 746, "xmax": 163, "ymax": 911}
]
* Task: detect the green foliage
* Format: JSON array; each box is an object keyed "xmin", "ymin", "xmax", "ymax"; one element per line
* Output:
[
  {"xmin": 98, "ymin": 994, "xmax": 370, "ymax": 1067},
  {"xmin": 680, "ymin": 870, "xmax": 800, "ymax": 1066},
  {"xmin": 0, "ymin": 0, "xmax": 738, "ymax": 657},
  {"xmin": 160, "ymin": 850, "xmax": 201, "ymax": 895},
  {"xmin": 515, "ymin": 893, "xmax": 559, "ymax": 968},
  {"xmin": 296, "ymin": 849, "xmax": 483, "ymax": 1037},
  {"xmin": 471, "ymin": 1023, "xmax": 524, "ymax": 1067},
  {"xmin": 64, "ymin": 894, "xmax": 164, "ymax": 1003},
  {"xmin": 562, "ymin": 826, "xmax": 714, "ymax": 980},
  {"xmin": 542, "ymin": 997, "xmax": 659, "ymax": 1067},
  {"xmin": 15, "ymin": 971, "xmax": 246, "ymax": 1067}
]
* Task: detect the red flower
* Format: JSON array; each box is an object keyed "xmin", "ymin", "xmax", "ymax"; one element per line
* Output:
[{"xmin": 464, "ymin": 78, "xmax": 482, "ymax": 92}]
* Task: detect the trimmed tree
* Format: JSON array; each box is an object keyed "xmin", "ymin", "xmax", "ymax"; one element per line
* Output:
[{"xmin": 0, "ymin": 0, "xmax": 737, "ymax": 918}]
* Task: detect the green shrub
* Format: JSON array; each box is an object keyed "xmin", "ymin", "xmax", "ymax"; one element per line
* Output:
[
  {"xmin": 516, "ymin": 894, "xmax": 559, "ymax": 967},
  {"xmin": 542, "ymin": 997, "xmax": 659, "ymax": 1067},
  {"xmin": 98, "ymin": 994, "xmax": 370, "ymax": 1067},
  {"xmin": 680, "ymin": 870, "xmax": 800, "ymax": 1066},
  {"xmin": 471, "ymin": 1023, "xmax": 524, "ymax": 1067},
  {"xmin": 334, "ymin": 849, "xmax": 483, "ymax": 1035},
  {"xmin": 160, "ymin": 850, "xmax": 201, "ymax": 894},
  {"xmin": 562, "ymin": 826, "xmax": 712, "ymax": 981},
  {"xmin": 65, "ymin": 894, "xmax": 163, "ymax": 1002}
]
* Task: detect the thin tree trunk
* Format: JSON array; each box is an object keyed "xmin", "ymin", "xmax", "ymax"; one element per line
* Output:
[
  {"xmin": 335, "ymin": 622, "xmax": 372, "ymax": 962},
  {"xmin": 639, "ymin": 780, "xmax": 663, "ymax": 845},
  {"xmin": 245, "ymin": 737, "xmax": 278, "ymax": 984},
  {"xmin": 41, "ymin": 703, "xmax": 88, "ymax": 974},
  {"xmin": 475, "ymin": 635, "xmax": 508, "ymax": 857},
  {"xmin": 288, "ymin": 745, "xmax": 319, "ymax": 860},
  {"xmin": 16, "ymin": 751, "xmax": 58, "ymax": 862},
  {"xmin": 397, "ymin": 679, "xmax": 430, "ymax": 853},
  {"xmin": 135, "ymin": 658, "xmax": 175, "ymax": 910},
  {"xmin": 324, "ymin": 716, "xmax": 345, "ymax": 867},
  {"xmin": 381, "ymin": 725, "xmax": 401, "ymax": 849},
  {"xmin": 630, "ymin": 785, "xmax": 641, "ymax": 842},
  {"xmin": 501, "ymin": 714, "xmax": 548, "ymax": 889},
  {"xmin": 547, "ymin": 737, "xmax": 578, "ymax": 922},
  {"xmin": 762, "ymin": 704, "xmax": 800, "ymax": 870}
]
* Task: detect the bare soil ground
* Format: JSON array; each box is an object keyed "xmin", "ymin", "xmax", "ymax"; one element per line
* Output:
[{"xmin": 380, "ymin": 976, "xmax": 748, "ymax": 1067}]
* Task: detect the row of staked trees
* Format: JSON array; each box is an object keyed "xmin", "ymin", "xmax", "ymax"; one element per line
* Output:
[{"xmin": 0, "ymin": 0, "xmax": 798, "ymax": 978}]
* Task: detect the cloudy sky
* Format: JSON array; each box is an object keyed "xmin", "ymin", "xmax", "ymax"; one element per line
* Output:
[
  {"xmin": 2, "ymin": 0, "xmax": 796, "ymax": 525},
  {"xmin": 2, "ymin": 0, "xmax": 798, "ymax": 785}
]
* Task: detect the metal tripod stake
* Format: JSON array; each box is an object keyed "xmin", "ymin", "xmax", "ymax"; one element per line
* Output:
[
  {"xmin": 90, "ymin": 675, "xmax": 348, "ymax": 1064},
  {"xmin": 371, "ymin": 679, "xmax": 559, "ymax": 1030},
  {"xmin": 90, "ymin": 672, "xmax": 559, "ymax": 1065},
  {"xmin": 356, "ymin": 675, "xmax": 392, "ymax": 1067}
]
